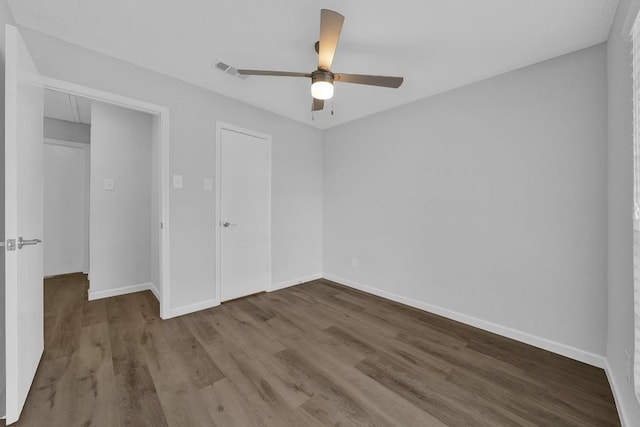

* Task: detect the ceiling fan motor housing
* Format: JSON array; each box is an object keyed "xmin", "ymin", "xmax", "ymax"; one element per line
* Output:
[{"xmin": 311, "ymin": 70, "xmax": 334, "ymax": 84}]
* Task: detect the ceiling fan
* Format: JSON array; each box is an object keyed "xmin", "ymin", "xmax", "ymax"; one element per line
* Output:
[{"xmin": 238, "ymin": 9, "xmax": 404, "ymax": 112}]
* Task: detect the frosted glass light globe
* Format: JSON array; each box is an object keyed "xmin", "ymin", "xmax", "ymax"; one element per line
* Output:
[{"xmin": 311, "ymin": 81, "xmax": 334, "ymax": 100}]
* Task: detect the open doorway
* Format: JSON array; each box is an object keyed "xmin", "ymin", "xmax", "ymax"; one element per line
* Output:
[
  {"xmin": 43, "ymin": 90, "xmax": 91, "ymax": 278},
  {"xmin": 42, "ymin": 84, "xmax": 170, "ymax": 318}
]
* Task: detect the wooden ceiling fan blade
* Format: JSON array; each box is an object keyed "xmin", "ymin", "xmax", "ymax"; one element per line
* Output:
[
  {"xmin": 237, "ymin": 70, "xmax": 312, "ymax": 78},
  {"xmin": 318, "ymin": 9, "xmax": 345, "ymax": 71},
  {"xmin": 334, "ymin": 73, "xmax": 404, "ymax": 88},
  {"xmin": 312, "ymin": 98, "xmax": 324, "ymax": 111}
]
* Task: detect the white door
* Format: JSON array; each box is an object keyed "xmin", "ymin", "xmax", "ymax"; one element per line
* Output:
[
  {"xmin": 218, "ymin": 126, "xmax": 270, "ymax": 302},
  {"xmin": 5, "ymin": 24, "xmax": 44, "ymax": 424}
]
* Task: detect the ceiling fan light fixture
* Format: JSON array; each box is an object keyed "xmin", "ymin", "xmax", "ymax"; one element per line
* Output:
[
  {"xmin": 311, "ymin": 80, "xmax": 334, "ymax": 100},
  {"xmin": 236, "ymin": 10, "xmax": 403, "ymax": 113}
]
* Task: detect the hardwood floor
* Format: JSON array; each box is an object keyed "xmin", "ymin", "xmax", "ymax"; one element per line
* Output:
[{"xmin": 9, "ymin": 273, "xmax": 619, "ymax": 426}]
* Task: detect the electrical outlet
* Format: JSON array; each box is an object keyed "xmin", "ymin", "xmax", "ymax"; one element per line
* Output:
[
  {"xmin": 103, "ymin": 178, "xmax": 115, "ymax": 191},
  {"xmin": 351, "ymin": 257, "xmax": 359, "ymax": 268},
  {"xmin": 626, "ymin": 349, "xmax": 632, "ymax": 384}
]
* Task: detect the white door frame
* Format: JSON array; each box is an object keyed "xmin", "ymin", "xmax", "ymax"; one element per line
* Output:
[
  {"xmin": 215, "ymin": 122, "xmax": 272, "ymax": 304},
  {"xmin": 42, "ymin": 77, "xmax": 172, "ymax": 319},
  {"xmin": 43, "ymin": 138, "xmax": 90, "ymax": 277}
]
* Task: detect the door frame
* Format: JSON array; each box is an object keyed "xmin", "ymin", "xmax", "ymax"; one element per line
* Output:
[
  {"xmin": 42, "ymin": 77, "xmax": 172, "ymax": 319},
  {"xmin": 215, "ymin": 122, "xmax": 272, "ymax": 304},
  {"xmin": 43, "ymin": 138, "xmax": 91, "ymax": 277}
]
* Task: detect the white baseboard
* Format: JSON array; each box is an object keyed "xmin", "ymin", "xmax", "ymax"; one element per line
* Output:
[
  {"xmin": 164, "ymin": 298, "xmax": 219, "ymax": 319},
  {"xmin": 162, "ymin": 272, "xmax": 323, "ymax": 320},
  {"xmin": 271, "ymin": 273, "xmax": 323, "ymax": 292},
  {"xmin": 604, "ymin": 360, "xmax": 630, "ymax": 427},
  {"xmin": 323, "ymin": 274, "xmax": 606, "ymax": 369},
  {"xmin": 88, "ymin": 282, "xmax": 154, "ymax": 301},
  {"xmin": 149, "ymin": 283, "xmax": 161, "ymax": 301}
]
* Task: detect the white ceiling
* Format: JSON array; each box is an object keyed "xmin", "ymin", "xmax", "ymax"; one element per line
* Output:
[
  {"xmin": 44, "ymin": 89, "xmax": 91, "ymax": 124},
  {"xmin": 9, "ymin": 0, "xmax": 618, "ymax": 129}
]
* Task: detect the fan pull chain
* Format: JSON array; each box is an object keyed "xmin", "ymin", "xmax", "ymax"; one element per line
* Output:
[{"xmin": 331, "ymin": 98, "xmax": 334, "ymax": 115}]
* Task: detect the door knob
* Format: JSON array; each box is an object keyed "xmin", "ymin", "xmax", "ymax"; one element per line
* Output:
[{"xmin": 222, "ymin": 222, "xmax": 237, "ymax": 228}]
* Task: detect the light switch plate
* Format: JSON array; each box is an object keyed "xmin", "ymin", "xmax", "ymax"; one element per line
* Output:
[
  {"xmin": 103, "ymin": 178, "xmax": 115, "ymax": 191},
  {"xmin": 173, "ymin": 174, "xmax": 183, "ymax": 189},
  {"xmin": 203, "ymin": 178, "xmax": 213, "ymax": 191}
]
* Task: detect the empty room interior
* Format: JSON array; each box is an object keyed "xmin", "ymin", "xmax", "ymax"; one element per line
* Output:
[{"xmin": 4, "ymin": 0, "xmax": 640, "ymax": 426}]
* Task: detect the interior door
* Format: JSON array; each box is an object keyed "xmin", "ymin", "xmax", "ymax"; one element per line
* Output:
[
  {"xmin": 5, "ymin": 24, "xmax": 44, "ymax": 424},
  {"xmin": 219, "ymin": 127, "xmax": 270, "ymax": 301}
]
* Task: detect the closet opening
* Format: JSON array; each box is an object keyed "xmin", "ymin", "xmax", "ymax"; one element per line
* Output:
[{"xmin": 42, "ymin": 84, "xmax": 170, "ymax": 318}]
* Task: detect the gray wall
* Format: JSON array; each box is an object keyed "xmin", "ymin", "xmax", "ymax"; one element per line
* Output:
[
  {"xmin": 324, "ymin": 44, "xmax": 608, "ymax": 359},
  {"xmin": 0, "ymin": 1, "xmax": 16, "ymax": 417},
  {"xmin": 19, "ymin": 26, "xmax": 324, "ymax": 313},
  {"xmin": 606, "ymin": 0, "xmax": 640, "ymax": 424},
  {"xmin": 43, "ymin": 117, "xmax": 89, "ymax": 144},
  {"xmin": 89, "ymin": 102, "xmax": 152, "ymax": 296}
]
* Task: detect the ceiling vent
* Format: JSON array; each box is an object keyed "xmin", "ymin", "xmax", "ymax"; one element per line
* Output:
[{"xmin": 212, "ymin": 59, "xmax": 248, "ymax": 80}]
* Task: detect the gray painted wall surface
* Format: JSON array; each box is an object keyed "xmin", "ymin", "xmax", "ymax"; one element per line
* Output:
[
  {"xmin": 19, "ymin": 26, "xmax": 324, "ymax": 311},
  {"xmin": 324, "ymin": 44, "xmax": 608, "ymax": 357},
  {"xmin": 89, "ymin": 102, "xmax": 152, "ymax": 295}
]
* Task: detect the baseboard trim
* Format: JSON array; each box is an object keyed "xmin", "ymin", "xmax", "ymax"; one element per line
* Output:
[
  {"xmin": 149, "ymin": 283, "xmax": 161, "ymax": 302},
  {"xmin": 323, "ymin": 274, "xmax": 606, "ymax": 368},
  {"xmin": 271, "ymin": 273, "xmax": 323, "ymax": 292},
  {"xmin": 88, "ymin": 282, "xmax": 154, "ymax": 301},
  {"xmin": 164, "ymin": 298, "xmax": 219, "ymax": 319},
  {"xmin": 604, "ymin": 360, "xmax": 630, "ymax": 427}
]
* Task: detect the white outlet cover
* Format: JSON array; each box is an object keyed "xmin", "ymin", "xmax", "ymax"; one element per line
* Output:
[
  {"xmin": 173, "ymin": 174, "xmax": 183, "ymax": 189},
  {"xmin": 203, "ymin": 178, "xmax": 213, "ymax": 191},
  {"xmin": 103, "ymin": 178, "xmax": 115, "ymax": 191}
]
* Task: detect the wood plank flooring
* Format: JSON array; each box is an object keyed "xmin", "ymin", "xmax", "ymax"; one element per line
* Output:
[{"xmin": 8, "ymin": 273, "xmax": 620, "ymax": 426}]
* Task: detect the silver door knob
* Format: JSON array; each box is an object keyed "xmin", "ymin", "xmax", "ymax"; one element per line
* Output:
[{"xmin": 222, "ymin": 222, "xmax": 236, "ymax": 228}]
